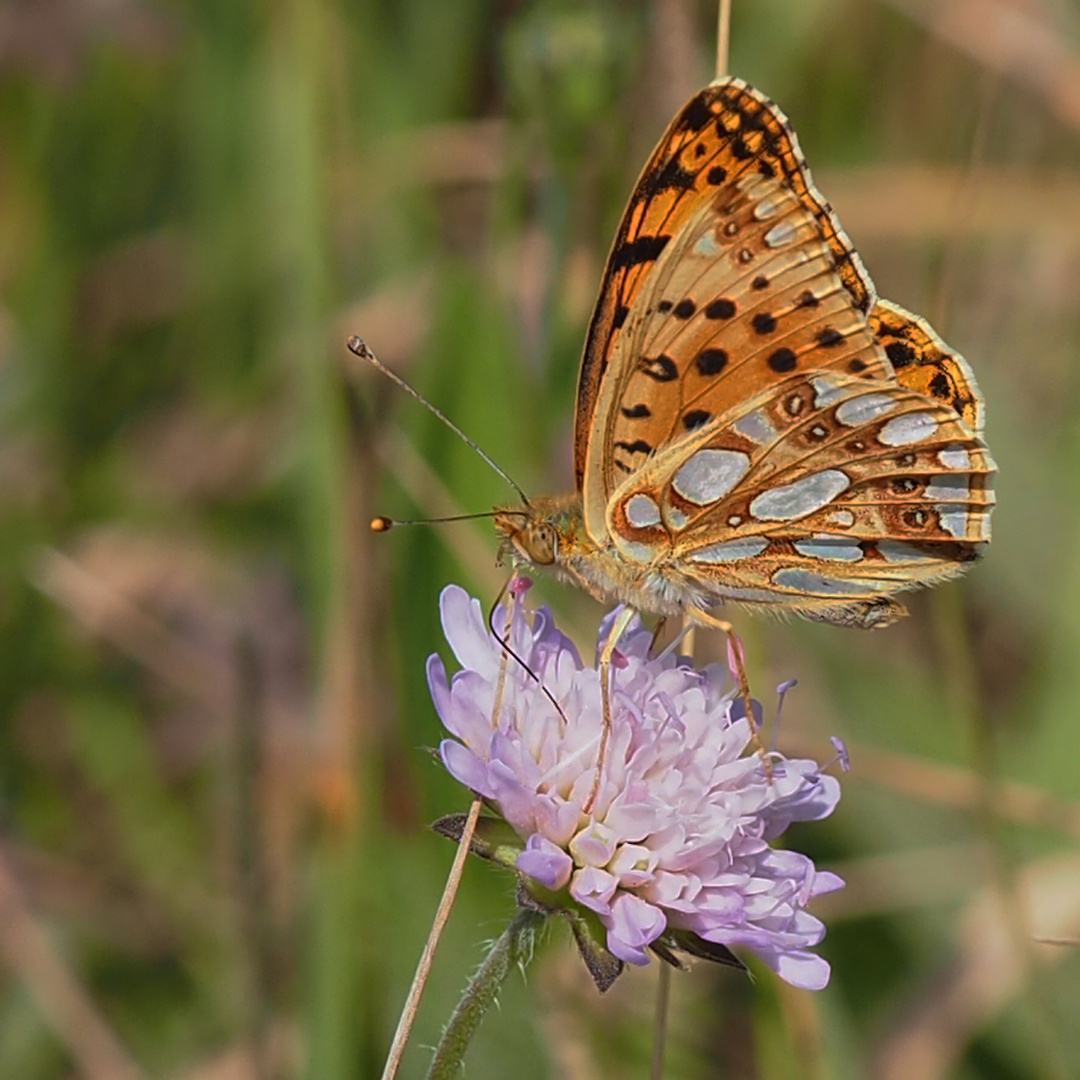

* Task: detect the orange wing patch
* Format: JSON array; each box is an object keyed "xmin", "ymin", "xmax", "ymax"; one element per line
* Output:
[
  {"xmin": 602, "ymin": 174, "xmax": 890, "ymax": 483},
  {"xmin": 573, "ymin": 77, "xmax": 876, "ymax": 488}
]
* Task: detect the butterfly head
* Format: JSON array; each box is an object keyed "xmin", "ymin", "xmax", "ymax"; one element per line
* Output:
[{"xmin": 494, "ymin": 495, "xmax": 585, "ymax": 572}]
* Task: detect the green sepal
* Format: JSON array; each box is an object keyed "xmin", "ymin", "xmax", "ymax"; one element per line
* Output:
[
  {"xmin": 431, "ymin": 813, "xmax": 524, "ymax": 870},
  {"xmin": 662, "ymin": 929, "xmax": 747, "ymax": 971},
  {"xmin": 516, "ymin": 882, "xmax": 623, "ymax": 992}
]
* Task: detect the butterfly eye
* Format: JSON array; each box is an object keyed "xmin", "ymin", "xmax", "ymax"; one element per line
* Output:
[{"xmin": 522, "ymin": 523, "xmax": 558, "ymax": 566}]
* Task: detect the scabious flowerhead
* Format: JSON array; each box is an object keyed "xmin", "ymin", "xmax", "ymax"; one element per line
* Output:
[{"xmin": 429, "ymin": 583, "xmax": 844, "ymax": 991}]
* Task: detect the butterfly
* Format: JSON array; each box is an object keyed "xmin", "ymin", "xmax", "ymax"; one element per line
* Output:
[{"xmin": 494, "ymin": 77, "xmax": 995, "ymax": 633}]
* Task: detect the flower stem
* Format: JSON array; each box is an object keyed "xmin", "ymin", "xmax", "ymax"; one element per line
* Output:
[
  {"xmin": 425, "ymin": 908, "xmax": 547, "ymax": 1080},
  {"xmin": 650, "ymin": 961, "xmax": 672, "ymax": 1080},
  {"xmin": 379, "ymin": 796, "xmax": 482, "ymax": 1080},
  {"xmin": 716, "ymin": 0, "xmax": 733, "ymax": 79}
]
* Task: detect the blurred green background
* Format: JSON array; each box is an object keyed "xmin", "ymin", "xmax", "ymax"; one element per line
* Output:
[{"xmin": 1, "ymin": 0, "xmax": 1079, "ymax": 1077}]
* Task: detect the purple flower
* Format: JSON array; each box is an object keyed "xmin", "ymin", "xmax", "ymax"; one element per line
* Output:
[{"xmin": 429, "ymin": 584, "xmax": 844, "ymax": 991}]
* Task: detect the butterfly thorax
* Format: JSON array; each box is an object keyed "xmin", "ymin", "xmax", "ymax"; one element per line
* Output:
[{"xmin": 494, "ymin": 494, "xmax": 713, "ymax": 615}]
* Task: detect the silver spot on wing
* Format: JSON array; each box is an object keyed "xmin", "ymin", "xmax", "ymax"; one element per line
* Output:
[
  {"xmin": 749, "ymin": 469, "xmax": 850, "ymax": 522},
  {"xmin": 625, "ymin": 493, "xmax": 662, "ymax": 528},
  {"xmin": 793, "ymin": 535, "xmax": 864, "ymax": 562},
  {"xmin": 938, "ymin": 445, "xmax": 971, "ymax": 470},
  {"xmin": 733, "ymin": 408, "xmax": 777, "ymax": 444},
  {"xmin": 772, "ymin": 568, "xmax": 882, "ymax": 595},
  {"xmin": 937, "ymin": 507, "xmax": 968, "ymax": 538},
  {"xmin": 672, "ymin": 449, "xmax": 751, "ymax": 506},
  {"xmin": 690, "ymin": 537, "xmax": 769, "ymax": 563},
  {"xmin": 878, "ymin": 540, "xmax": 928, "ymax": 563},
  {"xmin": 665, "ymin": 506, "xmax": 688, "ymax": 530},
  {"xmin": 694, "ymin": 231, "xmax": 723, "ymax": 257},
  {"xmin": 925, "ymin": 474, "xmax": 969, "ymax": 501},
  {"xmin": 835, "ymin": 393, "xmax": 898, "ymax": 426},
  {"xmin": 809, "ymin": 374, "xmax": 848, "ymax": 408},
  {"xmin": 764, "ymin": 220, "xmax": 797, "ymax": 248},
  {"xmin": 879, "ymin": 412, "xmax": 939, "ymax": 446}
]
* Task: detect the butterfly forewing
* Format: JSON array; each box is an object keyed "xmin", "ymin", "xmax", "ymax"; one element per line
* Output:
[
  {"xmin": 592, "ymin": 173, "xmax": 892, "ymax": 522},
  {"xmin": 575, "ymin": 78, "xmax": 878, "ymax": 494},
  {"xmin": 568, "ymin": 77, "xmax": 994, "ymax": 624}
]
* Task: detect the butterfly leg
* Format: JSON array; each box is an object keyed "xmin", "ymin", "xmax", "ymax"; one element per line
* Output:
[
  {"xmin": 583, "ymin": 606, "xmax": 639, "ymax": 814},
  {"xmin": 686, "ymin": 609, "xmax": 771, "ymax": 773}
]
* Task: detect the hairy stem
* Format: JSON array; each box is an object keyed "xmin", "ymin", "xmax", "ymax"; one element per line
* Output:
[{"xmin": 426, "ymin": 908, "xmax": 547, "ymax": 1080}]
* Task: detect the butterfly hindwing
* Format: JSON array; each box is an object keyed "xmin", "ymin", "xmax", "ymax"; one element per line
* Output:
[{"xmin": 871, "ymin": 299, "xmax": 986, "ymax": 435}]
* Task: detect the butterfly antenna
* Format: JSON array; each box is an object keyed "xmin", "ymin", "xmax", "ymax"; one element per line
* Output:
[
  {"xmin": 370, "ymin": 510, "xmax": 519, "ymax": 532},
  {"xmin": 486, "ymin": 580, "xmax": 570, "ymax": 730},
  {"xmin": 347, "ymin": 337, "xmax": 530, "ymax": 506}
]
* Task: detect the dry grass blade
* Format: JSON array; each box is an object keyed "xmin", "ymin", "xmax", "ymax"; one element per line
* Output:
[
  {"xmin": 819, "ymin": 166, "xmax": 1080, "ymax": 240},
  {"xmin": 873, "ymin": 852, "xmax": 1080, "ymax": 1080},
  {"xmin": 881, "ymin": 0, "xmax": 1080, "ymax": 128},
  {"xmin": 781, "ymin": 733, "xmax": 1080, "ymax": 838},
  {"xmin": 30, "ymin": 547, "xmax": 233, "ymax": 714},
  {"xmin": 0, "ymin": 845, "xmax": 146, "ymax": 1080},
  {"xmin": 812, "ymin": 843, "xmax": 989, "ymax": 919}
]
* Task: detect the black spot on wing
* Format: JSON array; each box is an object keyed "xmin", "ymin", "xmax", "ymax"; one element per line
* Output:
[
  {"xmin": 768, "ymin": 347, "xmax": 797, "ymax": 373},
  {"xmin": 679, "ymin": 95, "xmax": 714, "ymax": 133},
  {"xmin": 613, "ymin": 234, "xmax": 671, "ymax": 270},
  {"xmin": 930, "ymin": 372, "xmax": 951, "ymax": 398},
  {"xmin": 682, "ymin": 409, "xmax": 711, "ymax": 430},
  {"xmin": 731, "ymin": 137, "xmax": 752, "ymax": 160},
  {"xmin": 641, "ymin": 157, "xmax": 696, "ymax": 198},
  {"xmin": 885, "ymin": 341, "xmax": 915, "ymax": 369},
  {"xmin": 696, "ymin": 348, "xmax": 728, "ymax": 375},
  {"xmin": 705, "ymin": 298, "xmax": 736, "ymax": 319},
  {"xmin": 640, "ymin": 355, "xmax": 679, "ymax": 382}
]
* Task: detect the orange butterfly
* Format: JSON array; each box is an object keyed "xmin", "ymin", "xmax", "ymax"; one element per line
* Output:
[{"xmin": 494, "ymin": 77, "xmax": 995, "ymax": 633}]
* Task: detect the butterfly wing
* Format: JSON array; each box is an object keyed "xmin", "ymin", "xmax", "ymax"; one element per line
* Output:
[
  {"xmin": 574, "ymin": 78, "xmax": 995, "ymax": 624},
  {"xmin": 575, "ymin": 77, "xmax": 875, "ymax": 505},
  {"xmin": 871, "ymin": 298, "xmax": 986, "ymax": 435}
]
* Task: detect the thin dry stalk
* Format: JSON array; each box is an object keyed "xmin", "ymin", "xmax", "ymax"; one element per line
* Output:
[
  {"xmin": 31, "ymin": 547, "xmax": 232, "ymax": 713},
  {"xmin": 716, "ymin": 0, "xmax": 732, "ymax": 79},
  {"xmin": 0, "ymin": 845, "xmax": 146, "ymax": 1080},
  {"xmin": 880, "ymin": 0, "xmax": 1080, "ymax": 129},
  {"xmin": 380, "ymin": 586, "xmax": 520, "ymax": 1079},
  {"xmin": 873, "ymin": 852, "xmax": 1080, "ymax": 1080},
  {"xmin": 781, "ymin": 733, "xmax": 1080, "ymax": 839}
]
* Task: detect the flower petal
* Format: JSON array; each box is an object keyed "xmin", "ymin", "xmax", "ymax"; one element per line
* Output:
[
  {"xmin": 439, "ymin": 740, "xmax": 492, "ymax": 797},
  {"xmin": 430, "ymin": 585, "xmax": 843, "ymax": 990},
  {"xmin": 517, "ymin": 834, "xmax": 573, "ymax": 890},
  {"xmin": 607, "ymin": 893, "xmax": 666, "ymax": 965}
]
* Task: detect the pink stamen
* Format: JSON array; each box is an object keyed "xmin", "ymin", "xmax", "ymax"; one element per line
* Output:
[{"xmin": 509, "ymin": 575, "xmax": 533, "ymax": 598}]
